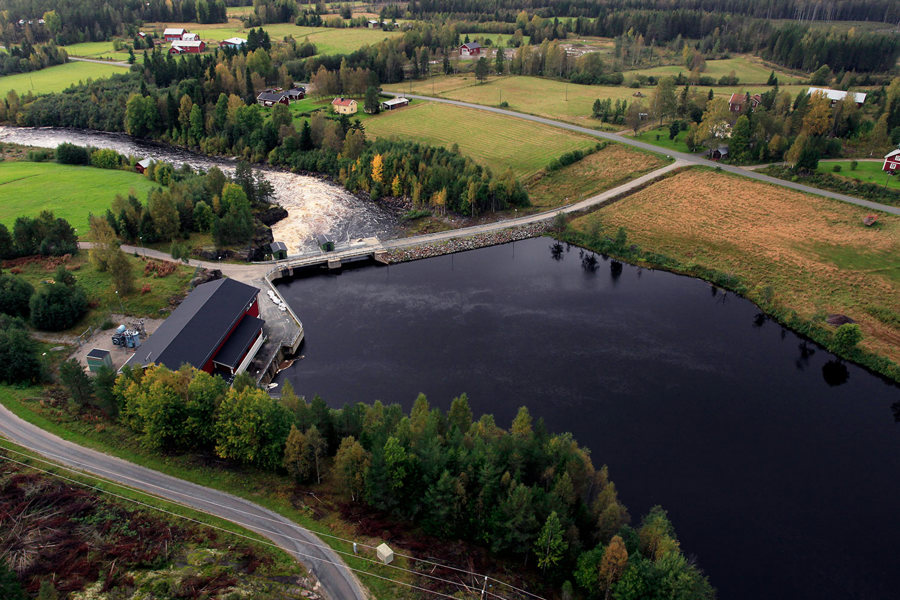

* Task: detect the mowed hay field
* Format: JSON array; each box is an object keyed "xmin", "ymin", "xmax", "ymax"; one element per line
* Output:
[
  {"xmin": 364, "ymin": 102, "xmax": 597, "ymax": 178},
  {"xmin": 527, "ymin": 144, "xmax": 667, "ymax": 208},
  {"xmin": 627, "ymin": 55, "xmax": 805, "ymax": 84},
  {"xmin": 0, "ymin": 162, "xmax": 159, "ymax": 233},
  {"xmin": 571, "ymin": 169, "xmax": 900, "ymax": 363},
  {"xmin": 385, "ymin": 75, "xmax": 628, "ymax": 128},
  {"xmin": 384, "ymin": 75, "xmax": 805, "ymax": 129},
  {"xmin": 0, "ymin": 61, "xmax": 128, "ymax": 96}
]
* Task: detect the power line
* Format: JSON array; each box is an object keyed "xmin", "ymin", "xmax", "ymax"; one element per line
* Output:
[
  {"xmin": 0, "ymin": 442, "xmax": 545, "ymax": 599},
  {"xmin": 0, "ymin": 451, "xmax": 477, "ymax": 600},
  {"xmin": 0, "ymin": 444, "xmax": 529, "ymax": 599}
]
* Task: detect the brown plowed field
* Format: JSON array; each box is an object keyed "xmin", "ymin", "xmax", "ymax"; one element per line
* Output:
[{"xmin": 572, "ymin": 169, "xmax": 900, "ymax": 363}]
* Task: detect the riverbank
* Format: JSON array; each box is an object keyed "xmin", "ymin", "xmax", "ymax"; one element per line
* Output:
[{"xmin": 564, "ymin": 168, "xmax": 900, "ymax": 383}]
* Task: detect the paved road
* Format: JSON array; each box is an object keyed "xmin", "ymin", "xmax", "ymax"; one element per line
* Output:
[
  {"xmin": 0, "ymin": 403, "xmax": 366, "ymax": 600},
  {"xmin": 383, "ymin": 92, "xmax": 900, "ymax": 216}
]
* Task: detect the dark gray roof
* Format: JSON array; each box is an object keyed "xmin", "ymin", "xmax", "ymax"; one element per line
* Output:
[
  {"xmin": 270, "ymin": 241, "xmax": 287, "ymax": 252},
  {"xmin": 87, "ymin": 348, "xmax": 110, "ymax": 359},
  {"xmin": 462, "ymin": 42, "xmax": 481, "ymax": 50},
  {"xmin": 213, "ymin": 316, "xmax": 264, "ymax": 369},
  {"xmin": 257, "ymin": 91, "xmax": 286, "ymax": 102},
  {"xmin": 133, "ymin": 278, "xmax": 260, "ymax": 371}
]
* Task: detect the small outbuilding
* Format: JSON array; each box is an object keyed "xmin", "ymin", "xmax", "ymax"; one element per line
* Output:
[
  {"xmin": 368, "ymin": 19, "xmax": 380, "ymax": 28},
  {"xmin": 270, "ymin": 241, "xmax": 288, "ymax": 260},
  {"xmin": 86, "ymin": 348, "xmax": 112, "ymax": 373},
  {"xmin": 376, "ymin": 543, "xmax": 394, "ymax": 565},
  {"xmin": 709, "ymin": 145, "xmax": 729, "ymax": 161},
  {"xmin": 381, "ymin": 97, "xmax": 409, "ymax": 111},
  {"xmin": 459, "ymin": 42, "xmax": 481, "ymax": 57},
  {"xmin": 135, "ymin": 158, "xmax": 153, "ymax": 174},
  {"xmin": 316, "ymin": 234, "xmax": 335, "ymax": 252}
]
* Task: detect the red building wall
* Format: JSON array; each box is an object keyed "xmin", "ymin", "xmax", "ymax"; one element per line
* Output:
[{"xmin": 200, "ymin": 297, "xmax": 260, "ymax": 373}]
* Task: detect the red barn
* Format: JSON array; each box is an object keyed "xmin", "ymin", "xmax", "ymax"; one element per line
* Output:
[
  {"xmin": 163, "ymin": 27, "xmax": 186, "ymax": 41},
  {"xmin": 124, "ymin": 278, "xmax": 266, "ymax": 379},
  {"xmin": 170, "ymin": 40, "xmax": 205, "ymax": 54},
  {"xmin": 884, "ymin": 149, "xmax": 900, "ymax": 173}
]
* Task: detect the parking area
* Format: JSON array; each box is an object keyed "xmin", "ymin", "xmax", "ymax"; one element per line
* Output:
[{"xmin": 70, "ymin": 314, "xmax": 165, "ymax": 372}]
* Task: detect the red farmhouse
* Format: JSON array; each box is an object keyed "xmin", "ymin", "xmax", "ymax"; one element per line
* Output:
[
  {"xmin": 884, "ymin": 149, "xmax": 900, "ymax": 173},
  {"xmin": 125, "ymin": 278, "xmax": 266, "ymax": 378},
  {"xmin": 163, "ymin": 27, "xmax": 186, "ymax": 41}
]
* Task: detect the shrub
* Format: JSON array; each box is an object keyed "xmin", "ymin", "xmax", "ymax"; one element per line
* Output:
[
  {"xmin": 0, "ymin": 274, "xmax": 34, "ymax": 317},
  {"xmin": 90, "ymin": 148, "xmax": 123, "ymax": 170},
  {"xmin": 0, "ymin": 320, "xmax": 41, "ymax": 384},
  {"xmin": 831, "ymin": 323, "xmax": 862, "ymax": 355},
  {"xmin": 29, "ymin": 283, "xmax": 88, "ymax": 331},
  {"xmin": 56, "ymin": 142, "xmax": 91, "ymax": 165},
  {"xmin": 832, "ymin": 164, "xmax": 842, "ymax": 172},
  {"xmin": 26, "ymin": 149, "xmax": 54, "ymax": 162},
  {"xmin": 850, "ymin": 160, "xmax": 858, "ymax": 170}
]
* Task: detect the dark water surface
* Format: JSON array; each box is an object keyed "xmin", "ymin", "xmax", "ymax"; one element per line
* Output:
[{"xmin": 275, "ymin": 237, "xmax": 899, "ymax": 600}]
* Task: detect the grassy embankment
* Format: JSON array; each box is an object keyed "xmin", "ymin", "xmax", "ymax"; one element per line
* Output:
[
  {"xmin": 0, "ymin": 434, "xmax": 305, "ymax": 596},
  {"xmin": 363, "ymin": 101, "xmax": 599, "ymax": 178},
  {"xmin": 0, "ymin": 60, "xmax": 129, "ymax": 96},
  {"xmin": 563, "ymin": 168, "xmax": 900, "ymax": 380},
  {"xmin": 816, "ymin": 160, "xmax": 900, "ymax": 190},
  {"xmin": 0, "ymin": 385, "xmax": 428, "ymax": 599},
  {"xmin": 0, "ymin": 161, "xmax": 160, "ymax": 233},
  {"xmin": 383, "ymin": 73, "xmax": 808, "ymax": 131},
  {"xmin": 527, "ymin": 144, "xmax": 669, "ymax": 208}
]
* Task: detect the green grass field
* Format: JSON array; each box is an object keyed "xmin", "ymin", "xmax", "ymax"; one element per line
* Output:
[
  {"xmin": 384, "ymin": 75, "xmax": 804, "ymax": 129},
  {"xmin": 0, "ymin": 162, "xmax": 159, "ymax": 232},
  {"xmin": 142, "ymin": 22, "xmax": 399, "ymax": 54},
  {"xmin": 61, "ymin": 41, "xmax": 126, "ymax": 60},
  {"xmin": 0, "ymin": 60, "xmax": 129, "ymax": 96},
  {"xmin": 460, "ymin": 33, "xmax": 531, "ymax": 46},
  {"xmin": 816, "ymin": 160, "xmax": 900, "ymax": 190},
  {"xmin": 626, "ymin": 55, "xmax": 804, "ymax": 84},
  {"xmin": 363, "ymin": 102, "xmax": 598, "ymax": 177},
  {"xmin": 631, "ymin": 125, "xmax": 693, "ymax": 154}
]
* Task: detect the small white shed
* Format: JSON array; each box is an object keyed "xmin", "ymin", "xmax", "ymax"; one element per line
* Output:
[{"xmin": 376, "ymin": 543, "xmax": 394, "ymax": 565}]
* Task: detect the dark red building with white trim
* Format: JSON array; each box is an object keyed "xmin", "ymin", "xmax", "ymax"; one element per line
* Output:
[{"xmin": 125, "ymin": 278, "xmax": 266, "ymax": 378}]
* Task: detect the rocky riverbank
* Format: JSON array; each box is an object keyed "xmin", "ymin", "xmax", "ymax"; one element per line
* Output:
[{"xmin": 385, "ymin": 223, "xmax": 551, "ymax": 263}]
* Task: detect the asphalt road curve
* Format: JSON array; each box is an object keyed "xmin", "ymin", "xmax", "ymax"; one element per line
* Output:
[
  {"xmin": 0, "ymin": 403, "xmax": 366, "ymax": 600},
  {"xmin": 383, "ymin": 92, "xmax": 900, "ymax": 216}
]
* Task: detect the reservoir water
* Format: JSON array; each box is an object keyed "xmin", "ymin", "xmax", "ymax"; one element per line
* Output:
[{"xmin": 275, "ymin": 237, "xmax": 900, "ymax": 599}]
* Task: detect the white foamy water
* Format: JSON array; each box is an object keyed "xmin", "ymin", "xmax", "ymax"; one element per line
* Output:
[{"xmin": 0, "ymin": 126, "xmax": 397, "ymax": 252}]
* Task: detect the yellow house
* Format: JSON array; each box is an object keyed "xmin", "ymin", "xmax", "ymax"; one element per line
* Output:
[{"xmin": 331, "ymin": 97, "xmax": 358, "ymax": 115}]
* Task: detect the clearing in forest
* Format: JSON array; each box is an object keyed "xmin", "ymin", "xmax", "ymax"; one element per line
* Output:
[
  {"xmin": 571, "ymin": 169, "xmax": 900, "ymax": 363},
  {"xmin": 0, "ymin": 162, "xmax": 159, "ymax": 232},
  {"xmin": 0, "ymin": 60, "xmax": 128, "ymax": 96}
]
